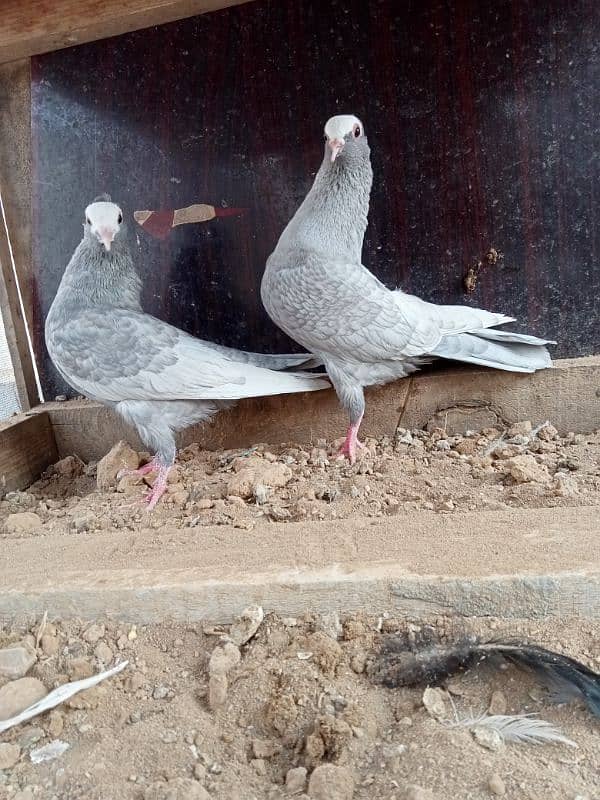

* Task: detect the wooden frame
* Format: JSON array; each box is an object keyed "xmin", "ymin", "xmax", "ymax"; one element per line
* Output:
[{"xmin": 0, "ymin": 0, "xmax": 255, "ymax": 64}]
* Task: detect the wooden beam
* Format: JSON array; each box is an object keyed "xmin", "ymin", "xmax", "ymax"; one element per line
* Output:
[
  {"xmin": 0, "ymin": 59, "xmax": 38, "ymax": 410},
  {"xmin": 0, "ymin": 411, "xmax": 58, "ymax": 494},
  {"xmin": 0, "ymin": 0, "xmax": 256, "ymax": 64}
]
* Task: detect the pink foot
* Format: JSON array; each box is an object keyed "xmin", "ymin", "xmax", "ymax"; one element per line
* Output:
[
  {"xmin": 117, "ymin": 457, "xmax": 159, "ymax": 481},
  {"xmin": 143, "ymin": 464, "xmax": 171, "ymax": 511},
  {"xmin": 336, "ymin": 420, "xmax": 365, "ymax": 465}
]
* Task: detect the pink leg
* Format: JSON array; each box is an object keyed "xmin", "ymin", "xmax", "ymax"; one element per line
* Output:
[
  {"xmin": 336, "ymin": 416, "xmax": 365, "ymax": 465},
  {"xmin": 144, "ymin": 463, "xmax": 172, "ymax": 511},
  {"xmin": 117, "ymin": 457, "xmax": 160, "ymax": 481}
]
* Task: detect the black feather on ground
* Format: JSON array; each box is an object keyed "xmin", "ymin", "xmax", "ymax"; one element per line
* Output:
[{"xmin": 369, "ymin": 634, "xmax": 600, "ymax": 718}]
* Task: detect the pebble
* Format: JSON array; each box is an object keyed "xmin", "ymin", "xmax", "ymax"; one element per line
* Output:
[
  {"xmin": 97, "ymin": 440, "xmax": 140, "ymax": 490},
  {"xmin": 252, "ymin": 738, "xmax": 279, "ymax": 759},
  {"xmin": 208, "ymin": 672, "xmax": 228, "ymax": 710},
  {"xmin": 83, "ymin": 623, "xmax": 105, "ymax": 644},
  {"xmin": 193, "ymin": 764, "xmax": 207, "ymax": 781},
  {"xmin": 422, "ymin": 687, "xmax": 450, "ymax": 720},
  {"xmin": 0, "ymin": 644, "xmax": 37, "ymax": 680},
  {"xmin": 472, "ymin": 726, "xmax": 504, "ymax": 751},
  {"xmin": 18, "ymin": 726, "xmax": 45, "ymax": 747},
  {"xmin": 50, "ymin": 455, "xmax": 84, "ymax": 478},
  {"xmin": 307, "ymin": 764, "xmax": 355, "ymax": 800},
  {"xmin": 71, "ymin": 511, "xmax": 98, "ymax": 532},
  {"xmin": 67, "ymin": 657, "xmax": 94, "ymax": 680},
  {"xmin": 227, "ymin": 457, "xmax": 292, "ymax": 498},
  {"xmin": 285, "ymin": 766, "xmax": 307, "ymax": 794},
  {"xmin": 506, "ymin": 454, "xmax": 550, "ymax": 484},
  {"xmin": 488, "ymin": 773, "xmax": 506, "ymax": 796},
  {"xmin": 47, "ymin": 710, "xmax": 64, "ymax": 738},
  {"xmin": 229, "ymin": 605, "xmax": 264, "ymax": 646},
  {"xmin": 0, "ymin": 677, "xmax": 47, "ymax": 720},
  {"xmin": 40, "ymin": 634, "xmax": 60, "ymax": 657},
  {"xmin": 195, "ymin": 498, "xmax": 214, "ymax": 510},
  {"xmin": 350, "ymin": 652, "xmax": 367, "ymax": 674},
  {"xmin": 4, "ymin": 491, "xmax": 37, "ymax": 508},
  {"xmin": 508, "ymin": 421, "xmax": 532, "ymax": 437},
  {"xmin": 94, "ymin": 641, "xmax": 113, "ymax": 664},
  {"xmin": 160, "ymin": 729, "xmax": 178, "ymax": 744},
  {"xmin": 0, "ymin": 742, "xmax": 20, "ymax": 769},
  {"xmin": 251, "ymin": 758, "xmax": 267, "ymax": 775},
  {"xmin": 2, "ymin": 512, "xmax": 43, "ymax": 535},
  {"xmin": 488, "ymin": 690, "xmax": 507, "ymax": 715}
]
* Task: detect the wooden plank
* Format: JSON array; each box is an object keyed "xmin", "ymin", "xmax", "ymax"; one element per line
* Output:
[
  {"xmin": 0, "ymin": 0, "xmax": 256, "ymax": 64},
  {"xmin": 0, "ymin": 59, "xmax": 37, "ymax": 410},
  {"xmin": 30, "ymin": 356, "xmax": 600, "ymax": 463},
  {"xmin": 0, "ymin": 411, "xmax": 58, "ymax": 494}
]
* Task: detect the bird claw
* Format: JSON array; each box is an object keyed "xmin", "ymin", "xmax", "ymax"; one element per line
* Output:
[{"xmin": 336, "ymin": 436, "xmax": 365, "ymax": 465}]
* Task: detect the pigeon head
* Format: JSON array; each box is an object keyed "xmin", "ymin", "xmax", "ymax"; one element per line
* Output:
[
  {"xmin": 84, "ymin": 199, "xmax": 124, "ymax": 252},
  {"xmin": 323, "ymin": 114, "xmax": 368, "ymax": 163}
]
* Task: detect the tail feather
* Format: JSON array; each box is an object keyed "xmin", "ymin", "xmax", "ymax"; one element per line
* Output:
[
  {"xmin": 370, "ymin": 637, "xmax": 600, "ymax": 718},
  {"xmin": 431, "ymin": 332, "xmax": 553, "ymax": 373}
]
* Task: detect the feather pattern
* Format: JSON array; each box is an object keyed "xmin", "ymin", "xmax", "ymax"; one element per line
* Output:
[{"xmin": 446, "ymin": 713, "xmax": 578, "ymax": 748}]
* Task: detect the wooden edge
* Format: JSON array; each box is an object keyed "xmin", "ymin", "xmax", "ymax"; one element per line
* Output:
[
  {"xmin": 25, "ymin": 355, "xmax": 600, "ymax": 463},
  {"xmin": 0, "ymin": 0, "xmax": 256, "ymax": 64},
  {"xmin": 0, "ymin": 411, "xmax": 58, "ymax": 494}
]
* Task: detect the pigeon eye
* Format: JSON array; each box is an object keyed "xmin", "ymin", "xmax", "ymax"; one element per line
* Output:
[
  {"xmin": 353, "ymin": 124, "xmax": 361, "ymax": 138},
  {"xmin": 118, "ymin": 213, "xmax": 123, "ymax": 224},
  {"xmin": 86, "ymin": 217, "xmax": 91, "ymax": 225}
]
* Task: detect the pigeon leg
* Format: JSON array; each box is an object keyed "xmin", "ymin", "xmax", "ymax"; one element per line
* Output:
[
  {"xmin": 144, "ymin": 463, "xmax": 172, "ymax": 511},
  {"xmin": 117, "ymin": 457, "xmax": 160, "ymax": 480},
  {"xmin": 337, "ymin": 415, "xmax": 365, "ymax": 464}
]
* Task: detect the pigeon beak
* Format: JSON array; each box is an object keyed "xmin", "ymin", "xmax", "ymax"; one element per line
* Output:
[
  {"xmin": 328, "ymin": 138, "xmax": 344, "ymax": 162},
  {"xmin": 97, "ymin": 226, "xmax": 116, "ymax": 251}
]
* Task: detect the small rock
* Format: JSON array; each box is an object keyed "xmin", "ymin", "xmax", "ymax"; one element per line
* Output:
[
  {"xmin": 66, "ymin": 686, "xmax": 102, "ymax": 709},
  {"xmin": 307, "ymin": 764, "xmax": 355, "ymax": 800},
  {"xmin": 0, "ymin": 742, "xmax": 20, "ymax": 769},
  {"xmin": 227, "ymin": 457, "xmax": 292, "ymax": 498},
  {"xmin": 94, "ymin": 641, "xmax": 113, "ymax": 664},
  {"xmin": 253, "ymin": 484, "xmax": 269, "ymax": 505},
  {"xmin": 3, "ymin": 512, "xmax": 43, "ymax": 535},
  {"xmin": 40, "ymin": 634, "xmax": 59, "ymax": 657},
  {"xmin": 508, "ymin": 421, "xmax": 532, "ymax": 437},
  {"xmin": 143, "ymin": 778, "xmax": 211, "ymax": 800},
  {"xmin": 83, "ymin": 623, "xmax": 105, "ymax": 644},
  {"xmin": 208, "ymin": 642, "xmax": 241, "ymax": 676},
  {"xmin": 251, "ymin": 758, "xmax": 267, "ymax": 775},
  {"xmin": 472, "ymin": 726, "xmax": 504, "ymax": 751},
  {"xmin": 208, "ymin": 672, "xmax": 228, "ymax": 710},
  {"xmin": 160, "ymin": 729, "xmax": 178, "ymax": 744},
  {"xmin": 193, "ymin": 763, "xmax": 207, "ymax": 781},
  {"xmin": 488, "ymin": 690, "xmax": 507, "ymax": 715},
  {"xmin": 537, "ymin": 422, "xmax": 559, "ymax": 441},
  {"xmin": 405, "ymin": 786, "xmax": 435, "ymax": 800},
  {"xmin": 47, "ymin": 710, "xmax": 64, "ymax": 738},
  {"xmin": 97, "ymin": 441, "xmax": 140, "ymax": 490},
  {"xmin": 50, "ymin": 455, "xmax": 85, "ymax": 478},
  {"xmin": 0, "ymin": 644, "xmax": 36, "ymax": 679},
  {"xmin": 488, "ymin": 773, "xmax": 506, "ymax": 796},
  {"xmin": 4, "ymin": 491, "xmax": 37, "ymax": 508},
  {"xmin": 286, "ymin": 766, "xmax": 307, "ymax": 794},
  {"xmin": 18, "ymin": 726, "xmax": 45, "ymax": 747},
  {"xmin": 552, "ymin": 472, "xmax": 579, "ymax": 497},
  {"xmin": 0, "ymin": 677, "xmax": 47, "ymax": 720},
  {"xmin": 153, "ymin": 685, "xmax": 170, "ymax": 700},
  {"xmin": 196, "ymin": 498, "xmax": 214, "ymax": 510},
  {"xmin": 454, "ymin": 438, "xmax": 478, "ymax": 455},
  {"xmin": 229, "ymin": 605, "xmax": 264, "ymax": 646},
  {"xmin": 506, "ymin": 454, "xmax": 550, "ymax": 484},
  {"xmin": 315, "ymin": 612, "xmax": 342, "ymax": 641},
  {"xmin": 71, "ymin": 511, "xmax": 98, "ymax": 532},
  {"xmin": 350, "ymin": 652, "xmax": 367, "ymax": 674},
  {"xmin": 422, "ymin": 687, "xmax": 450, "ymax": 720},
  {"xmin": 67, "ymin": 657, "xmax": 94, "ymax": 680}
]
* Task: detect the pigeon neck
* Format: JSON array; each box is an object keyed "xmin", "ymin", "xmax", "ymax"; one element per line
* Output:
[
  {"xmin": 280, "ymin": 149, "xmax": 372, "ymax": 264},
  {"xmin": 59, "ymin": 237, "xmax": 143, "ymax": 312}
]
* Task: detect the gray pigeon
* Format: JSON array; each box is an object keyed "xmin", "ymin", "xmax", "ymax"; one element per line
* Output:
[
  {"xmin": 45, "ymin": 196, "xmax": 329, "ymax": 508},
  {"xmin": 261, "ymin": 114, "xmax": 553, "ymax": 463}
]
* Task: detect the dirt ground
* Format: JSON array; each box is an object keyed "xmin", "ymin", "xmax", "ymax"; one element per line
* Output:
[
  {"xmin": 1, "ymin": 421, "xmax": 599, "ymax": 799},
  {"xmin": 0, "ymin": 612, "xmax": 599, "ymax": 800}
]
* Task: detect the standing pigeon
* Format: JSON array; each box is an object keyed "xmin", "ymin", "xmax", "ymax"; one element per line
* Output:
[
  {"xmin": 261, "ymin": 114, "xmax": 553, "ymax": 463},
  {"xmin": 45, "ymin": 196, "xmax": 329, "ymax": 509}
]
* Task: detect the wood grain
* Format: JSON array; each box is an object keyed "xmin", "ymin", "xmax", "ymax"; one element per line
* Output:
[
  {"xmin": 0, "ymin": 0, "xmax": 256, "ymax": 63},
  {"xmin": 0, "ymin": 411, "xmax": 58, "ymax": 493}
]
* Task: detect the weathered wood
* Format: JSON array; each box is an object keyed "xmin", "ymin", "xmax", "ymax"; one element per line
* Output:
[
  {"xmin": 0, "ymin": 60, "xmax": 37, "ymax": 410},
  {"xmin": 0, "ymin": 0, "xmax": 256, "ymax": 64},
  {"xmin": 0, "ymin": 412, "xmax": 58, "ymax": 493},
  {"xmin": 1, "ymin": 507, "xmax": 599, "ymax": 623},
  {"xmin": 30, "ymin": 357, "xmax": 600, "ymax": 462}
]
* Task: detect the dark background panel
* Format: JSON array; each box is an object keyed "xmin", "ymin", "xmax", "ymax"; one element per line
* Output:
[{"xmin": 31, "ymin": 0, "xmax": 600, "ymax": 398}]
